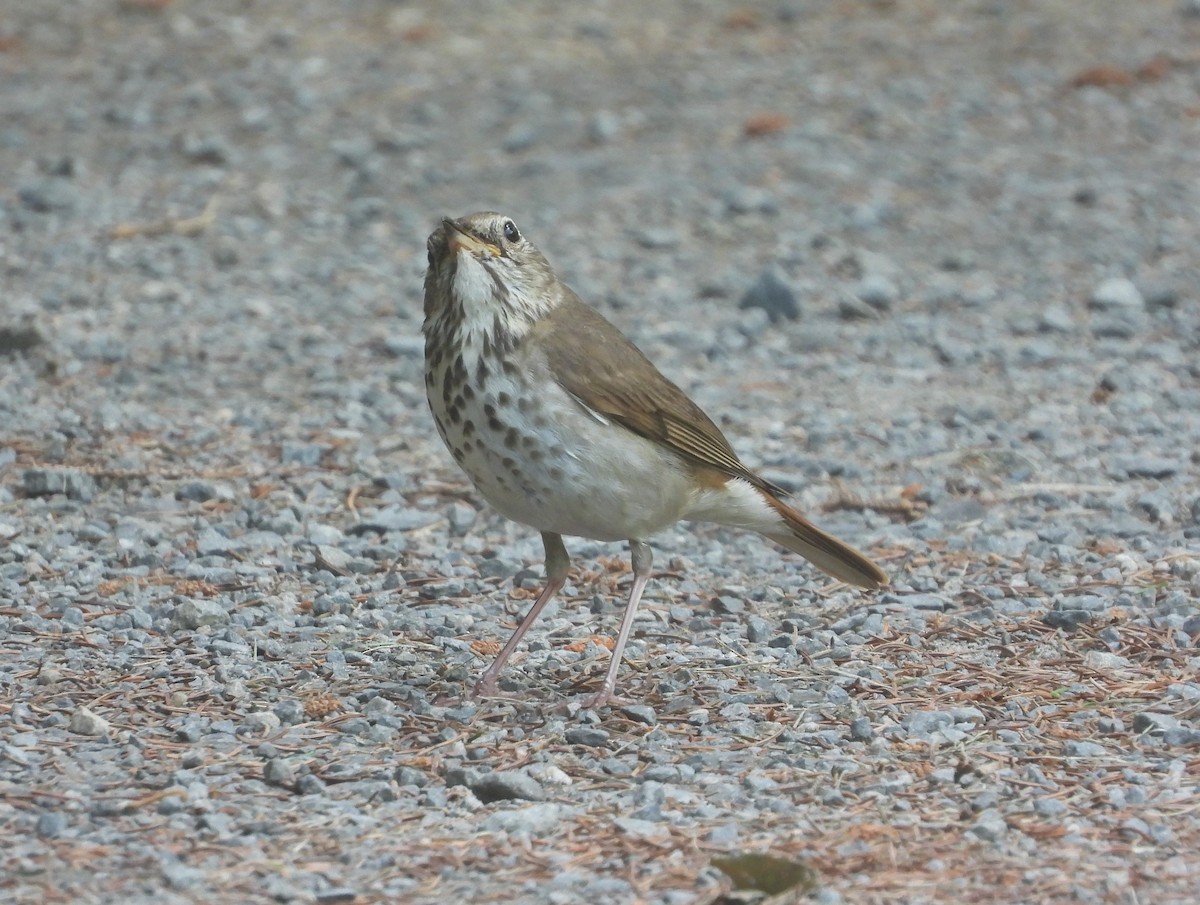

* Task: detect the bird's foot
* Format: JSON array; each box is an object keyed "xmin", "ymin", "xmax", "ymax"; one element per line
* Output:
[
  {"xmin": 468, "ymin": 679, "xmax": 502, "ymax": 700},
  {"xmin": 575, "ymin": 688, "xmax": 630, "ymax": 711}
]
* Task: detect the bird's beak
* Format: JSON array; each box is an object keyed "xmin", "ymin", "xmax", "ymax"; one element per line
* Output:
[{"xmin": 442, "ymin": 218, "xmax": 499, "ymax": 257}]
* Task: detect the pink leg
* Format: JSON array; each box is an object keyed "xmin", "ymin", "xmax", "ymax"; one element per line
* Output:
[
  {"xmin": 581, "ymin": 540, "xmax": 652, "ymax": 709},
  {"xmin": 471, "ymin": 532, "xmax": 569, "ymax": 698}
]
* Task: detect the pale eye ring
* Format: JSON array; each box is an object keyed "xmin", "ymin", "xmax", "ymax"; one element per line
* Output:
[{"xmin": 502, "ymin": 220, "xmax": 520, "ymax": 242}]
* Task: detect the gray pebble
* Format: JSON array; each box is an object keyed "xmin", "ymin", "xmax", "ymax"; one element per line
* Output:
[
  {"xmin": 19, "ymin": 178, "xmax": 78, "ymax": 212},
  {"xmin": 371, "ymin": 506, "xmax": 439, "ymax": 532},
  {"xmin": 1112, "ymin": 456, "xmax": 1180, "ymax": 479},
  {"xmin": 1038, "ymin": 304, "xmax": 1075, "ymax": 333},
  {"xmin": 448, "ymin": 502, "xmax": 477, "ymax": 535},
  {"xmin": 621, "ymin": 704, "xmax": 657, "ymax": 726},
  {"xmin": 849, "ymin": 716, "xmax": 873, "ymax": 741},
  {"xmin": 296, "ymin": 773, "xmax": 327, "ymax": 795},
  {"xmin": 280, "ymin": 442, "xmax": 327, "ymax": 466},
  {"xmin": 588, "ymin": 111, "xmax": 622, "ymax": 144},
  {"xmin": 1042, "ymin": 610, "xmax": 1092, "ymax": 631},
  {"xmin": 274, "ymin": 699, "xmax": 306, "ymax": 725},
  {"xmin": 69, "ymin": 706, "xmax": 110, "ymax": 737},
  {"xmin": 482, "ymin": 801, "xmax": 566, "ymax": 835},
  {"xmin": 161, "ymin": 859, "xmax": 204, "ymax": 890},
  {"xmin": 1090, "ymin": 277, "xmax": 1144, "ymax": 310},
  {"xmin": 1034, "ymin": 797, "xmax": 1068, "ymax": 818},
  {"xmin": 969, "ymin": 809, "xmax": 1007, "ymax": 842},
  {"xmin": 22, "ymin": 469, "xmax": 96, "ymax": 502},
  {"xmin": 633, "ymin": 227, "xmax": 681, "ymax": 250},
  {"xmin": 315, "ymin": 888, "xmax": 359, "ymax": 904},
  {"xmin": 1132, "ymin": 712, "xmax": 1182, "ymax": 735},
  {"xmin": 613, "ymin": 816, "xmax": 666, "ymax": 839},
  {"xmin": 462, "ymin": 769, "xmax": 545, "ymax": 803},
  {"xmin": 394, "ymin": 766, "xmax": 429, "ymax": 787},
  {"xmin": 1164, "ymin": 728, "xmax": 1200, "ymax": 747},
  {"xmin": 1063, "ymin": 740, "xmax": 1107, "ymax": 758},
  {"xmin": 36, "ymin": 811, "xmax": 69, "ymax": 838},
  {"xmin": 722, "ymin": 185, "xmax": 778, "ymax": 215},
  {"xmin": 564, "ymin": 726, "xmax": 610, "ymax": 747},
  {"xmin": 855, "ymin": 273, "xmax": 899, "ymax": 310},
  {"xmin": 171, "ymin": 598, "xmax": 230, "ymax": 630},
  {"xmin": 712, "ymin": 595, "xmax": 744, "ymax": 615},
  {"xmin": 739, "ymin": 268, "xmax": 800, "ymax": 322}
]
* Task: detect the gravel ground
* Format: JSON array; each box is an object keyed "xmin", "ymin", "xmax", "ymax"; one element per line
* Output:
[{"xmin": 2, "ymin": 2, "xmax": 1200, "ymax": 903}]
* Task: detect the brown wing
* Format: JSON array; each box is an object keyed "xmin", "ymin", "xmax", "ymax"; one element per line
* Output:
[{"xmin": 534, "ymin": 293, "xmax": 783, "ymax": 495}]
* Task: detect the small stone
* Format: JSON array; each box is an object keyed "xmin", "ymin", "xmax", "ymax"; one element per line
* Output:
[
  {"xmin": 708, "ymin": 823, "xmax": 739, "ymax": 845},
  {"xmin": 170, "ymin": 598, "xmax": 229, "ymax": 630},
  {"xmin": 849, "ymin": 716, "xmax": 873, "ymax": 741},
  {"xmin": 467, "ymin": 770, "xmax": 545, "ymax": 803},
  {"xmin": 22, "ymin": 468, "xmax": 96, "ymax": 501},
  {"xmin": 1163, "ymin": 728, "xmax": 1200, "ymax": 747},
  {"xmin": 69, "ymin": 706, "xmax": 110, "ymax": 737},
  {"xmin": 195, "ymin": 528, "xmax": 244, "ymax": 555},
  {"xmin": 1038, "ymin": 304, "xmax": 1075, "ymax": 333},
  {"xmin": 157, "ymin": 794, "xmax": 186, "ymax": 815},
  {"xmin": 1113, "ymin": 456, "xmax": 1180, "ymax": 480},
  {"xmin": 174, "ymin": 480, "xmax": 233, "ymax": 503},
  {"xmin": 1034, "ymin": 797, "xmax": 1068, "ymax": 818},
  {"xmin": 722, "ymin": 185, "xmax": 778, "ymax": 215},
  {"xmin": 739, "ymin": 268, "xmax": 800, "ymax": 322},
  {"xmin": 243, "ymin": 711, "xmax": 281, "ymax": 735},
  {"xmin": 1090, "ymin": 277, "xmax": 1144, "ymax": 311},
  {"xmin": 372, "ymin": 506, "xmax": 439, "ymax": 532},
  {"xmin": 614, "ymin": 816, "xmax": 669, "ymax": 839},
  {"xmin": 314, "ymin": 545, "xmax": 352, "ymax": 574},
  {"xmin": 1064, "ymin": 740, "xmax": 1107, "ymax": 758},
  {"xmin": 743, "ymin": 771, "xmax": 778, "ymax": 792},
  {"xmin": 855, "ymin": 273, "xmax": 899, "ymax": 310},
  {"xmin": 621, "ymin": 704, "xmax": 657, "ymax": 726},
  {"xmin": 36, "ymin": 812, "xmax": 68, "ymax": 838},
  {"xmin": 633, "ymin": 227, "xmax": 681, "ymax": 250},
  {"xmin": 588, "ymin": 110, "xmax": 622, "ymax": 144},
  {"xmin": 483, "ymin": 802, "xmax": 566, "ymax": 836},
  {"xmin": 712, "ymin": 595, "xmax": 744, "ymax": 615},
  {"xmin": 18, "ymin": 178, "xmax": 77, "ymax": 212},
  {"xmin": 296, "ymin": 773, "xmax": 327, "ymax": 795},
  {"xmin": 394, "ymin": 766, "xmax": 429, "ymax": 787},
  {"xmin": 161, "ymin": 859, "xmax": 203, "ymax": 890},
  {"xmin": 969, "ymin": 809, "xmax": 1007, "ymax": 842},
  {"xmin": 502, "ymin": 123, "xmax": 539, "ymax": 153},
  {"xmin": 264, "ymin": 758, "xmax": 295, "ymax": 787},
  {"xmin": 448, "ymin": 502, "xmax": 477, "ymax": 535},
  {"xmin": 0, "ymin": 325, "xmax": 45, "ymax": 353},
  {"xmin": 1132, "ymin": 712, "xmax": 1182, "ymax": 735},
  {"xmin": 273, "ymin": 699, "xmax": 306, "ymax": 725},
  {"xmin": 837, "ymin": 293, "xmax": 878, "ymax": 320},
  {"xmin": 746, "ymin": 616, "xmax": 772, "ymax": 643},
  {"xmin": 903, "ymin": 710, "xmax": 955, "ymax": 735},
  {"xmin": 1042, "ymin": 610, "xmax": 1091, "ymax": 631},
  {"xmin": 315, "ymin": 888, "xmax": 359, "ymax": 904},
  {"xmin": 564, "ymin": 727, "xmax": 610, "ymax": 747},
  {"xmin": 1083, "ymin": 650, "xmax": 1131, "ymax": 670},
  {"xmin": 280, "ymin": 442, "xmax": 327, "ymax": 466}
]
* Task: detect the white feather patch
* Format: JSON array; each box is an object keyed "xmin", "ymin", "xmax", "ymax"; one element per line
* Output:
[{"xmin": 683, "ymin": 477, "xmax": 782, "ymax": 534}]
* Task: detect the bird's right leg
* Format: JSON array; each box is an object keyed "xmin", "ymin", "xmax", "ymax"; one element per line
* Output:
[{"xmin": 471, "ymin": 531, "xmax": 570, "ymax": 698}]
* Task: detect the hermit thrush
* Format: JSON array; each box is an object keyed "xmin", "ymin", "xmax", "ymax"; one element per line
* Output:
[{"xmin": 422, "ymin": 212, "xmax": 887, "ymax": 707}]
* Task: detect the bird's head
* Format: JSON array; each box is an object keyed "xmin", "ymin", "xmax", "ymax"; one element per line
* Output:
[{"xmin": 423, "ymin": 212, "xmax": 561, "ymax": 342}]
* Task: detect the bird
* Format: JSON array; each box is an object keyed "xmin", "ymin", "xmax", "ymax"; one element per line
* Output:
[{"xmin": 422, "ymin": 211, "xmax": 887, "ymax": 707}]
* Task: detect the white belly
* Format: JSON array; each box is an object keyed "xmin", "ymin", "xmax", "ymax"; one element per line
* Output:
[{"xmin": 428, "ymin": 359, "xmax": 693, "ymax": 542}]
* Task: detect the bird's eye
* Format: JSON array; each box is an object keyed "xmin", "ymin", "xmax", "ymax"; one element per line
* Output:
[{"xmin": 502, "ymin": 220, "xmax": 520, "ymax": 242}]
